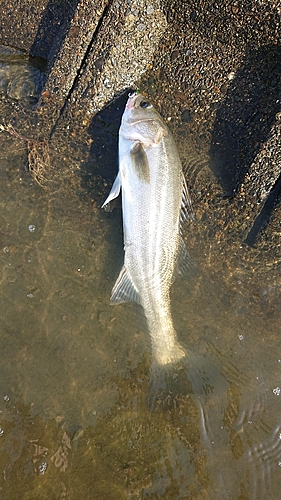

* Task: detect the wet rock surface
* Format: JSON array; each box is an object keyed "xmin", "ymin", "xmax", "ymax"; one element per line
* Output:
[
  {"xmin": 49, "ymin": 0, "xmax": 167, "ymax": 133},
  {"xmin": 0, "ymin": 0, "xmax": 48, "ymax": 54}
]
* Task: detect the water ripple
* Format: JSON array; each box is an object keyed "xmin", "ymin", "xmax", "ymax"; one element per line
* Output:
[{"xmin": 248, "ymin": 424, "xmax": 281, "ymax": 500}]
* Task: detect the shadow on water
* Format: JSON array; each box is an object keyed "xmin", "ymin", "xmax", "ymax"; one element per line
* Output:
[{"xmin": 210, "ymin": 43, "xmax": 281, "ymax": 196}]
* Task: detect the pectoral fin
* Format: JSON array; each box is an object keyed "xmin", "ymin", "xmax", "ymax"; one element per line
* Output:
[
  {"xmin": 130, "ymin": 142, "xmax": 150, "ymax": 183},
  {"xmin": 101, "ymin": 172, "xmax": 121, "ymax": 209},
  {"xmin": 110, "ymin": 265, "xmax": 141, "ymax": 305}
]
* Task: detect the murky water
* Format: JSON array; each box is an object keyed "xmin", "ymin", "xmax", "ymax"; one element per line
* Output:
[{"xmin": 0, "ymin": 55, "xmax": 281, "ymax": 500}]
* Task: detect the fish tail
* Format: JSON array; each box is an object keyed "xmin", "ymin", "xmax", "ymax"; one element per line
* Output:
[{"xmin": 147, "ymin": 343, "xmax": 225, "ymax": 412}]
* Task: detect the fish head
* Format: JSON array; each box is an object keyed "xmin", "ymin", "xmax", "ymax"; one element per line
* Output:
[{"xmin": 120, "ymin": 92, "xmax": 169, "ymax": 146}]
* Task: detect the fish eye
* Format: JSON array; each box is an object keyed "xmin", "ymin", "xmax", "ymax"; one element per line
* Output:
[{"xmin": 140, "ymin": 100, "xmax": 151, "ymax": 109}]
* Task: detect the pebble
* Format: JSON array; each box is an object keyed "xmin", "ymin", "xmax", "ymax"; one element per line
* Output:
[
  {"xmin": 72, "ymin": 428, "xmax": 84, "ymax": 442},
  {"xmin": 171, "ymin": 50, "xmax": 179, "ymax": 62},
  {"xmin": 146, "ymin": 5, "xmax": 154, "ymax": 15},
  {"xmin": 181, "ymin": 109, "xmax": 192, "ymax": 123},
  {"xmin": 38, "ymin": 462, "xmax": 47, "ymax": 475},
  {"xmin": 190, "ymin": 10, "xmax": 197, "ymax": 21},
  {"xmin": 94, "ymin": 58, "xmax": 104, "ymax": 71}
]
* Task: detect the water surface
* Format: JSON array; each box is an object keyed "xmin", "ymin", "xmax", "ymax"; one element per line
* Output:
[{"xmin": 0, "ymin": 56, "xmax": 281, "ymax": 500}]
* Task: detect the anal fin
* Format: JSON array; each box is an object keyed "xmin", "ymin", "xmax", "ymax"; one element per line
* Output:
[{"xmin": 110, "ymin": 265, "xmax": 141, "ymax": 305}]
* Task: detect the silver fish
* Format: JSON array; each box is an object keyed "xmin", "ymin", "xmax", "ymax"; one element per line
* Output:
[{"xmin": 102, "ymin": 92, "xmax": 194, "ymax": 366}]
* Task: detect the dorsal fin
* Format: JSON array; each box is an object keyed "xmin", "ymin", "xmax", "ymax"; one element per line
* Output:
[{"xmin": 180, "ymin": 174, "xmax": 195, "ymax": 229}]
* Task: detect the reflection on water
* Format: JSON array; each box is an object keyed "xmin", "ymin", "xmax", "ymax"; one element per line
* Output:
[{"xmin": 1, "ymin": 65, "xmax": 281, "ymax": 500}]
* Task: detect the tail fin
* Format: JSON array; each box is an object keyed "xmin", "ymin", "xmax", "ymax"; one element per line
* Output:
[{"xmin": 147, "ymin": 344, "xmax": 228, "ymax": 412}]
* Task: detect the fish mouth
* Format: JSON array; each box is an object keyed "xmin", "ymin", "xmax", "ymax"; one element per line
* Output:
[
  {"xmin": 126, "ymin": 92, "xmax": 139, "ymax": 109},
  {"xmin": 128, "ymin": 91, "xmax": 138, "ymax": 98}
]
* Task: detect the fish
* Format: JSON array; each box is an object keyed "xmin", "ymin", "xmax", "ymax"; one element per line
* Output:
[{"xmin": 102, "ymin": 92, "xmax": 194, "ymax": 367}]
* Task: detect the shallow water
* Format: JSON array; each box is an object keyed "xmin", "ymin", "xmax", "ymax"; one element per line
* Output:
[
  {"xmin": 0, "ymin": 62, "xmax": 281, "ymax": 500},
  {"xmin": 0, "ymin": 45, "xmax": 45, "ymax": 106}
]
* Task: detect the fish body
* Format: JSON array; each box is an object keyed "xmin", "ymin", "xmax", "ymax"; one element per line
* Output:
[{"xmin": 102, "ymin": 92, "xmax": 193, "ymax": 366}]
